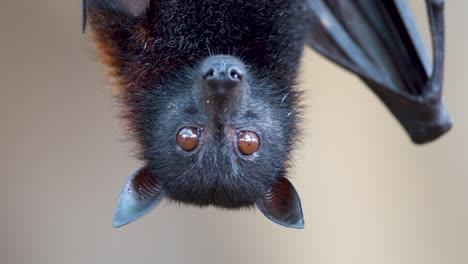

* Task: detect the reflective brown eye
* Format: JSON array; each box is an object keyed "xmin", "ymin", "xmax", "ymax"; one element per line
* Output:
[
  {"xmin": 177, "ymin": 127, "xmax": 199, "ymax": 151},
  {"xmin": 238, "ymin": 131, "xmax": 260, "ymax": 156}
]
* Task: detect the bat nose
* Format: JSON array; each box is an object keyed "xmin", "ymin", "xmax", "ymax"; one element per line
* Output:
[
  {"xmin": 201, "ymin": 55, "xmax": 246, "ymax": 95},
  {"xmin": 203, "ymin": 65, "xmax": 243, "ymax": 90},
  {"xmin": 199, "ymin": 55, "xmax": 247, "ymax": 118}
]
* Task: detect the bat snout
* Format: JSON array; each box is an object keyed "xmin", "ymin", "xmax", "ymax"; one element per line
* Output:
[
  {"xmin": 200, "ymin": 55, "xmax": 246, "ymax": 98},
  {"xmin": 203, "ymin": 64, "xmax": 243, "ymax": 91}
]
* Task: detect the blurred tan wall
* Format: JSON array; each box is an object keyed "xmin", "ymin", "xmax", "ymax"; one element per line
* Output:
[{"xmin": 0, "ymin": 1, "xmax": 467, "ymax": 264}]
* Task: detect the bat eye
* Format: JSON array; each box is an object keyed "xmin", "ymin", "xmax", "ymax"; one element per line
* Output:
[
  {"xmin": 238, "ymin": 131, "xmax": 260, "ymax": 156},
  {"xmin": 177, "ymin": 127, "xmax": 199, "ymax": 151}
]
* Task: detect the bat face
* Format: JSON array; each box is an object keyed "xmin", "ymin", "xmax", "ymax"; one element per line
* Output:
[
  {"xmin": 86, "ymin": 0, "xmax": 306, "ymax": 228},
  {"xmin": 141, "ymin": 55, "xmax": 295, "ymax": 208}
]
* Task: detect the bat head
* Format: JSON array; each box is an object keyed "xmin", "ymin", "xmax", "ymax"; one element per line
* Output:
[
  {"xmin": 86, "ymin": 0, "xmax": 305, "ymax": 228},
  {"xmin": 140, "ymin": 54, "xmax": 297, "ymax": 208}
]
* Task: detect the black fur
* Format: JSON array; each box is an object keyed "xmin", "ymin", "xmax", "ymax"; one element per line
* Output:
[{"xmin": 87, "ymin": 0, "xmax": 306, "ymax": 208}]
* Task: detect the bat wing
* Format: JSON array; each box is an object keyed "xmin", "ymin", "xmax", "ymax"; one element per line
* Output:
[
  {"xmin": 82, "ymin": 0, "xmax": 150, "ymax": 33},
  {"xmin": 305, "ymin": 0, "xmax": 451, "ymax": 144}
]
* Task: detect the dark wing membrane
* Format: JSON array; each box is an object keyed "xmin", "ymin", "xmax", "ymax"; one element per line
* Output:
[
  {"xmin": 305, "ymin": 0, "xmax": 451, "ymax": 144},
  {"xmin": 82, "ymin": 0, "xmax": 87, "ymax": 33},
  {"xmin": 82, "ymin": 0, "xmax": 150, "ymax": 33}
]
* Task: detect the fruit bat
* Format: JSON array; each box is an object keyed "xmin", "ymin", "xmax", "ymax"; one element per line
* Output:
[{"xmin": 82, "ymin": 0, "xmax": 450, "ymax": 229}]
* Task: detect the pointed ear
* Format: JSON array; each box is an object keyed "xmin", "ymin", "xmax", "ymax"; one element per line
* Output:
[
  {"xmin": 113, "ymin": 167, "xmax": 165, "ymax": 228},
  {"xmin": 256, "ymin": 178, "xmax": 304, "ymax": 229}
]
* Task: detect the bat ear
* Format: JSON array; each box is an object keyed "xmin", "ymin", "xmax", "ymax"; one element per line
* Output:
[
  {"xmin": 256, "ymin": 178, "xmax": 304, "ymax": 229},
  {"xmin": 113, "ymin": 167, "xmax": 165, "ymax": 228}
]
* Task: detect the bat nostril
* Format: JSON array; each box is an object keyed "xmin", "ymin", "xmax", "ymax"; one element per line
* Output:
[
  {"xmin": 203, "ymin": 65, "xmax": 242, "ymax": 90},
  {"xmin": 228, "ymin": 66, "xmax": 243, "ymax": 81},
  {"xmin": 200, "ymin": 56, "xmax": 247, "ymax": 91},
  {"xmin": 203, "ymin": 67, "xmax": 217, "ymax": 80}
]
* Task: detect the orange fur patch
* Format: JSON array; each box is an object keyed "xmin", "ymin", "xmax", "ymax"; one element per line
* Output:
[{"xmin": 89, "ymin": 13, "xmax": 127, "ymax": 96}]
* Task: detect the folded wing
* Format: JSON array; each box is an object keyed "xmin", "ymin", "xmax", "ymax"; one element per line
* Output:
[{"xmin": 305, "ymin": 0, "xmax": 451, "ymax": 143}]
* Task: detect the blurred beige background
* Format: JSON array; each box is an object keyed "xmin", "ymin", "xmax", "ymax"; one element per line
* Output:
[{"xmin": 1, "ymin": 1, "xmax": 467, "ymax": 264}]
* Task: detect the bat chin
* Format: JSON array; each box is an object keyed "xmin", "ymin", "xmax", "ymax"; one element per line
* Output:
[{"xmin": 113, "ymin": 167, "xmax": 304, "ymax": 229}]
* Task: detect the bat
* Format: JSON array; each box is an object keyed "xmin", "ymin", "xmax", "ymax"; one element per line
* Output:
[{"xmin": 82, "ymin": 0, "xmax": 450, "ymax": 229}]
